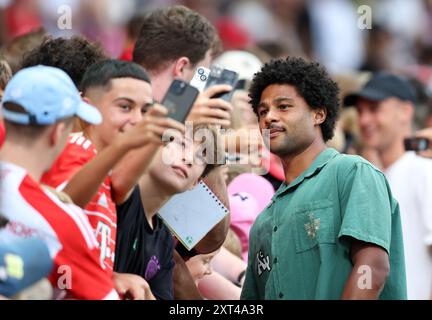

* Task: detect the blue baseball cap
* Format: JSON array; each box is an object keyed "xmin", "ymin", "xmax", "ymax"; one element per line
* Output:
[
  {"xmin": 1, "ymin": 65, "xmax": 102, "ymax": 125},
  {"xmin": 0, "ymin": 236, "xmax": 53, "ymax": 298}
]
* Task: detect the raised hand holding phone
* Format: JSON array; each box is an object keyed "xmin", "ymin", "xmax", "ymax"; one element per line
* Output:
[
  {"xmin": 162, "ymin": 79, "xmax": 200, "ymax": 123},
  {"xmin": 204, "ymin": 65, "xmax": 239, "ymax": 102}
]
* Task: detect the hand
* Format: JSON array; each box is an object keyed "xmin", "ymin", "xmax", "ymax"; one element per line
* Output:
[
  {"xmin": 113, "ymin": 272, "xmax": 156, "ymax": 300},
  {"xmin": 231, "ymin": 90, "xmax": 257, "ymax": 127},
  {"xmin": 224, "ymin": 126, "xmax": 263, "ymax": 153},
  {"xmin": 415, "ymin": 128, "xmax": 432, "ymax": 159},
  {"xmin": 224, "ymin": 127, "xmax": 264, "ymax": 167},
  {"xmin": 117, "ymin": 104, "xmax": 185, "ymax": 150},
  {"xmin": 186, "ymin": 85, "xmax": 233, "ymax": 127}
]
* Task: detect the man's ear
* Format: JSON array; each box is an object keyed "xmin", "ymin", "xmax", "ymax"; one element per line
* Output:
[
  {"xmin": 49, "ymin": 122, "xmax": 71, "ymax": 147},
  {"xmin": 82, "ymin": 96, "xmax": 93, "ymax": 105},
  {"xmin": 314, "ymin": 107, "xmax": 327, "ymax": 126},
  {"xmin": 173, "ymin": 57, "xmax": 190, "ymax": 78},
  {"xmin": 400, "ymin": 101, "xmax": 414, "ymax": 124},
  {"xmin": 48, "ymin": 122, "xmax": 64, "ymax": 147}
]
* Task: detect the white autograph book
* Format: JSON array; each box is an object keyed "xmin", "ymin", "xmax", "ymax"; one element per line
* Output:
[{"xmin": 158, "ymin": 180, "xmax": 229, "ymax": 250}]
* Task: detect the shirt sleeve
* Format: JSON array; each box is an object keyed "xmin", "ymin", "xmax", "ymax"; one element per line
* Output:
[
  {"xmin": 41, "ymin": 143, "xmax": 90, "ymax": 190},
  {"xmin": 338, "ymin": 161, "xmax": 394, "ymax": 253}
]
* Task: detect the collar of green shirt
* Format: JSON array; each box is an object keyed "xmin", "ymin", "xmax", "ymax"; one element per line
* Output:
[{"xmin": 273, "ymin": 148, "xmax": 339, "ymax": 199}]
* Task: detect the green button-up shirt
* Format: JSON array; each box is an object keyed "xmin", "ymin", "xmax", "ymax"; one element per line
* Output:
[{"xmin": 241, "ymin": 148, "xmax": 407, "ymax": 300}]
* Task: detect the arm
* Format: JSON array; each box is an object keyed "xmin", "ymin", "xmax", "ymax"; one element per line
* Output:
[
  {"xmin": 197, "ymin": 271, "xmax": 242, "ymax": 300},
  {"xmin": 194, "ymin": 166, "xmax": 231, "ymax": 254},
  {"xmin": 112, "ymin": 272, "xmax": 155, "ymax": 300},
  {"xmin": 111, "ymin": 105, "xmax": 185, "ymax": 205},
  {"xmin": 111, "ymin": 144, "xmax": 160, "ymax": 204},
  {"xmin": 63, "ymin": 105, "xmax": 184, "ymax": 207},
  {"xmin": 341, "ymin": 240, "xmax": 390, "ymax": 300},
  {"xmin": 172, "ymin": 249, "xmax": 203, "ymax": 300},
  {"xmin": 210, "ymin": 247, "xmax": 247, "ymax": 286},
  {"xmin": 62, "ymin": 138, "xmax": 130, "ymax": 208},
  {"xmin": 113, "ymin": 86, "xmax": 234, "ymax": 206}
]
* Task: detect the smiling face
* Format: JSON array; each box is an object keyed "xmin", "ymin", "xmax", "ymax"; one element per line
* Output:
[
  {"xmin": 85, "ymin": 77, "xmax": 153, "ymax": 150},
  {"xmin": 356, "ymin": 97, "xmax": 412, "ymax": 152},
  {"xmin": 257, "ymin": 84, "xmax": 323, "ymax": 157}
]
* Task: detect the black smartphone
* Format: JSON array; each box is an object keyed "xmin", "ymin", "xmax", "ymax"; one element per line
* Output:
[
  {"xmin": 234, "ymin": 79, "xmax": 247, "ymax": 90},
  {"xmin": 0, "ymin": 215, "xmax": 8, "ymax": 229},
  {"xmin": 404, "ymin": 137, "xmax": 430, "ymax": 151},
  {"xmin": 204, "ymin": 65, "xmax": 239, "ymax": 102},
  {"xmin": 162, "ymin": 79, "xmax": 199, "ymax": 123}
]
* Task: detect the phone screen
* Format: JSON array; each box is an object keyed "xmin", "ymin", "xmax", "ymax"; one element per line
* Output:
[{"xmin": 404, "ymin": 137, "xmax": 430, "ymax": 151}]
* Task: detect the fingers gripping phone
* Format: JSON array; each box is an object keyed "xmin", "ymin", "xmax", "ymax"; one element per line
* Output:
[
  {"xmin": 204, "ymin": 65, "xmax": 239, "ymax": 102},
  {"xmin": 162, "ymin": 79, "xmax": 199, "ymax": 123},
  {"xmin": 404, "ymin": 137, "xmax": 430, "ymax": 151}
]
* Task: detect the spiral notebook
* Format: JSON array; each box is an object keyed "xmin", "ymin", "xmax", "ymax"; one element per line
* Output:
[{"xmin": 158, "ymin": 180, "xmax": 229, "ymax": 251}]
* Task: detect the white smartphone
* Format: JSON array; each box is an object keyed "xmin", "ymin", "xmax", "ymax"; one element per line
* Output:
[{"xmin": 189, "ymin": 66, "xmax": 210, "ymax": 92}]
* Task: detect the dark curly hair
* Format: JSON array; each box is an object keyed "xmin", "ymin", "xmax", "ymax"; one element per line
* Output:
[
  {"xmin": 249, "ymin": 57, "xmax": 340, "ymax": 142},
  {"xmin": 20, "ymin": 36, "xmax": 106, "ymax": 88}
]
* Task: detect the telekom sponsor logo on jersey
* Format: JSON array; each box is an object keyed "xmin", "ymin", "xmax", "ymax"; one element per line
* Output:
[{"xmin": 94, "ymin": 221, "xmax": 114, "ymax": 269}]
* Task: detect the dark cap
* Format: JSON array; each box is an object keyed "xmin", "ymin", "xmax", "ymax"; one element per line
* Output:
[{"xmin": 343, "ymin": 72, "xmax": 417, "ymax": 107}]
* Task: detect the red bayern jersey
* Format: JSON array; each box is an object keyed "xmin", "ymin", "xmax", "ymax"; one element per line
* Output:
[
  {"xmin": 0, "ymin": 161, "xmax": 118, "ymax": 300},
  {"xmin": 41, "ymin": 133, "xmax": 117, "ymax": 273}
]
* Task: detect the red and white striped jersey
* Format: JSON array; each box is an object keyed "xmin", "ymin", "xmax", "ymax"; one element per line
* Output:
[
  {"xmin": 0, "ymin": 161, "xmax": 118, "ymax": 300},
  {"xmin": 41, "ymin": 133, "xmax": 117, "ymax": 273}
]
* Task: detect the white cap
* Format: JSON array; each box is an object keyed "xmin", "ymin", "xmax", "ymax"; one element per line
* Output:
[{"xmin": 213, "ymin": 50, "xmax": 262, "ymax": 81}]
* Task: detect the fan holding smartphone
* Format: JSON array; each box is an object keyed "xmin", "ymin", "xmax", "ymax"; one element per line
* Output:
[{"xmin": 162, "ymin": 79, "xmax": 200, "ymax": 123}]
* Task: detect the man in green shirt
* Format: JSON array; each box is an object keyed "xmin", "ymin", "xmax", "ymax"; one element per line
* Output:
[{"xmin": 241, "ymin": 57, "xmax": 407, "ymax": 300}]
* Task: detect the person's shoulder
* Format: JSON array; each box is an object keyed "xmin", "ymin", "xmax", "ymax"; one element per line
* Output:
[
  {"xmin": 330, "ymin": 152, "xmax": 383, "ymax": 175},
  {"xmin": 62, "ymin": 132, "xmax": 96, "ymax": 158},
  {"xmin": 402, "ymin": 153, "xmax": 432, "ymax": 185},
  {"xmin": 6, "ymin": 173, "xmax": 97, "ymax": 250},
  {"xmin": 39, "ymin": 188, "xmax": 97, "ymax": 249},
  {"xmin": 156, "ymin": 216, "xmax": 175, "ymax": 244},
  {"xmin": 117, "ymin": 185, "xmax": 141, "ymax": 209},
  {"xmin": 409, "ymin": 152, "xmax": 432, "ymax": 168},
  {"xmin": 41, "ymin": 133, "xmax": 95, "ymax": 187}
]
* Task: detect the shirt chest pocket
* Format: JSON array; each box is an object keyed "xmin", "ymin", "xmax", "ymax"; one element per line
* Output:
[{"xmin": 293, "ymin": 199, "xmax": 336, "ymax": 253}]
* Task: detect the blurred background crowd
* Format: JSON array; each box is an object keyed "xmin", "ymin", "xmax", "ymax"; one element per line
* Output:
[{"xmin": 2, "ymin": 0, "xmax": 432, "ymax": 144}]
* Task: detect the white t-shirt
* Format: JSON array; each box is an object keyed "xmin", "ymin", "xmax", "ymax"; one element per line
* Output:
[{"xmin": 384, "ymin": 152, "xmax": 432, "ymax": 299}]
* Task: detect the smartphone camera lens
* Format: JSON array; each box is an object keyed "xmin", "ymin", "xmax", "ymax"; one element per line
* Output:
[
  {"xmin": 200, "ymin": 75, "xmax": 207, "ymax": 81},
  {"xmin": 173, "ymin": 80, "xmax": 186, "ymax": 95},
  {"xmin": 198, "ymin": 68, "xmax": 205, "ymax": 75}
]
